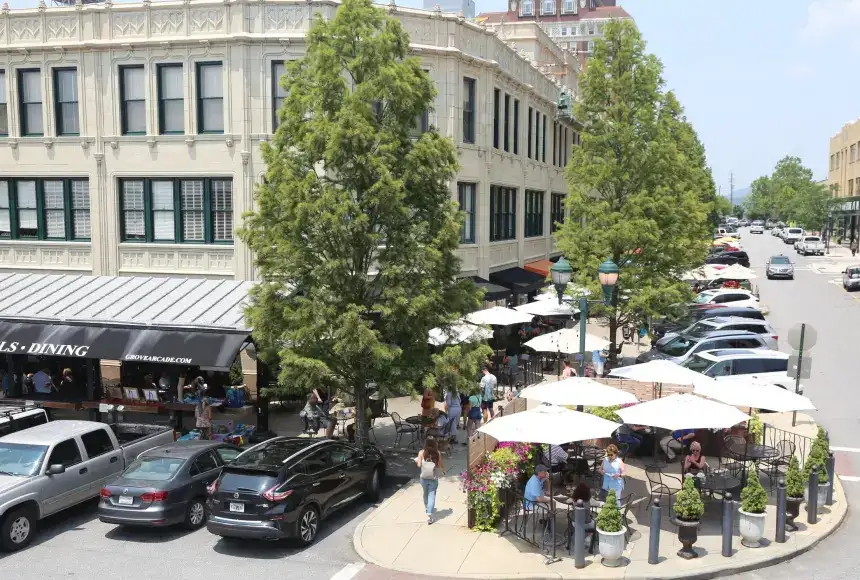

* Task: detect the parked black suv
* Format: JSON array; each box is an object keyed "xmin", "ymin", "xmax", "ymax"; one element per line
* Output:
[
  {"xmin": 206, "ymin": 437, "xmax": 385, "ymax": 544},
  {"xmin": 705, "ymin": 251, "xmax": 750, "ymax": 268},
  {"xmin": 651, "ymin": 306, "xmax": 765, "ymax": 340}
]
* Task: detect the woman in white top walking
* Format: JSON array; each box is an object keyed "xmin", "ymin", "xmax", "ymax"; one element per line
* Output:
[{"xmin": 415, "ymin": 437, "xmax": 445, "ymax": 524}]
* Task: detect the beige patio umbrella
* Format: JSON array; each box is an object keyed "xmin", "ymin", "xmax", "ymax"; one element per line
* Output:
[
  {"xmin": 715, "ymin": 264, "xmax": 758, "ymax": 280},
  {"xmin": 519, "ymin": 378, "xmax": 638, "ymax": 408}
]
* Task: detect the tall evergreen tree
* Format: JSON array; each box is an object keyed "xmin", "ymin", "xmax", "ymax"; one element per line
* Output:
[
  {"xmin": 240, "ymin": 0, "xmax": 482, "ymax": 441},
  {"xmin": 555, "ymin": 20, "xmax": 713, "ymax": 357}
]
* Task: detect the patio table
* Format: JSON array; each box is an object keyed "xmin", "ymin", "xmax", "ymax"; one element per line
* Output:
[
  {"xmin": 725, "ymin": 442, "xmax": 779, "ymax": 461},
  {"xmin": 699, "ymin": 473, "xmax": 741, "ymax": 494}
]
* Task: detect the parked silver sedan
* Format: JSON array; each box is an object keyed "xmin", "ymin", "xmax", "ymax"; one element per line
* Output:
[
  {"xmin": 844, "ymin": 266, "xmax": 860, "ymax": 291},
  {"xmin": 765, "ymin": 255, "xmax": 794, "ymax": 280}
]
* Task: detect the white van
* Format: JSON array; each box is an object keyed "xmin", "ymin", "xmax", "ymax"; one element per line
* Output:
[
  {"xmin": 681, "ymin": 349, "xmax": 791, "ymax": 385},
  {"xmin": 0, "ymin": 404, "xmax": 49, "ymax": 438}
]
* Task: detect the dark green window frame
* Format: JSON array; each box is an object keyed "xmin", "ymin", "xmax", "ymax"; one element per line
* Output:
[
  {"xmin": 118, "ymin": 177, "xmax": 234, "ymax": 245},
  {"xmin": 489, "ymin": 185, "xmax": 516, "ymax": 242},
  {"xmin": 541, "ymin": 113, "xmax": 547, "ymax": 163},
  {"xmin": 157, "ymin": 63, "xmax": 184, "ymax": 135},
  {"xmin": 272, "ymin": 60, "xmax": 287, "ymax": 131},
  {"xmin": 513, "ymin": 99, "xmax": 519, "ymax": 155},
  {"xmin": 119, "ymin": 65, "xmax": 146, "ymax": 136},
  {"xmin": 493, "ymin": 89, "xmax": 500, "ymax": 149},
  {"xmin": 462, "ymin": 77, "xmax": 475, "ymax": 144},
  {"xmin": 18, "ymin": 68, "xmax": 43, "ymax": 137},
  {"xmin": 53, "ymin": 67, "xmax": 79, "ymax": 137},
  {"xmin": 196, "ymin": 61, "xmax": 224, "ymax": 134},
  {"xmin": 551, "ymin": 193, "xmax": 565, "ymax": 233},
  {"xmin": 524, "ymin": 190, "xmax": 544, "ymax": 238},
  {"xmin": 0, "ymin": 178, "xmax": 90, "ymax": 241},
  {"xmin": 0, "ymin": 69, "xmax": 7, "ymax": 136},
  {"xmin": 458, "ymin": 182, "xmax": 476, "ymax": 244},
  {"xmin": 527, "ymin": 106, "xmax": 532, "ymax": 159}
]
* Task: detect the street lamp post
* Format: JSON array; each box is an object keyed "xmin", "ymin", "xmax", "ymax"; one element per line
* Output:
[{"xmin": 550, "ymin": 257, "xmax": 573, "ymax": 378}]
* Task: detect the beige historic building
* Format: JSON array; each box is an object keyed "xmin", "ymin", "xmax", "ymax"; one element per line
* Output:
[
  {"xmin": 829, "ymin": 119, "xmax": 860, "ymax": 199},
  {"xmin": 0, "ymin": 0, "xmax": 577, "ymax": 285}
]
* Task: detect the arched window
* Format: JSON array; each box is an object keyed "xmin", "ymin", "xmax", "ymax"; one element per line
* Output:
[
  {"xmin": 542, "ymin": 0, "xmax": 555, "ymax": 15},
  {"xmin": 521, "ymin": 0, "xmax": 534, "ymax": 15}
]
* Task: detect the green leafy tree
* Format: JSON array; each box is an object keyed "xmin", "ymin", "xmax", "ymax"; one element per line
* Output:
[
  {"xmin": 732, "ymin": 205, "xmax": 745, "ymax": 218},
  {"xmin": 239, "ymin": 0, "xmax": 482, "ymax": 442},
  {"xmin": 744, "ymin": 157, "xmax": 832, "ymax": 227},
  {"xmin": 423, "ymin": 343, "xmax": 493, "ymax": 399},
  {"xmin": 744, "ymin": 176, "xmax": 774, "ymax": 219},
  {"xmin": 555, "ymin": 20, "xmax": 713, "ymax": 358}
]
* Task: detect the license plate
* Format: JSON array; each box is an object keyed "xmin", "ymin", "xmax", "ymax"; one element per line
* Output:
[
  {"xmin": 118, "ymin": 496, "xmax": 134, "ymax": 506},
  {"xmin": 229, "ymin": 502, "xmax": 244, "ymax": 513}
]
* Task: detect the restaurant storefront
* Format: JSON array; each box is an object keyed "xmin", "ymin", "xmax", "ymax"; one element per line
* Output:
[{"xmin": 831, "ymin": 196, "xmax": 860, "ymax": 246}]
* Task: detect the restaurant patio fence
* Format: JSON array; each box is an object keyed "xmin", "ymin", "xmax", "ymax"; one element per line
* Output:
[{"xmin": 761, "ymin": 420, "xmax": 815, "ymax": 465}]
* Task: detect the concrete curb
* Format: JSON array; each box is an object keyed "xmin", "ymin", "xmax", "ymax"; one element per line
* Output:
[{"xmin": 352, "ymin": 478, "xmax": 849, "ymax": 580}]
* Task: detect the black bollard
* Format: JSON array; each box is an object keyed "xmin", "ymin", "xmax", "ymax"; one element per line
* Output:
[
  {"xmin": 826, "ymin": 452, "xmax": 835, "ymax": 506},
  {"xmin": 574, "ymin": 499, "xmax": 586, "ymax": 569},
  {"xmin": 807, "ymin": 467, "xmax": 819, "ymax": 525},
  {"xmin": 648, "ymin": 498, "xmax": 661, "ymax": 565},
  {"xmin": 722, "ymin": 493, "xmax": 733, "ymax": 557},
  {"xmin": 776, "ymin": 480, "xmax": 787, "ymax": 543}
]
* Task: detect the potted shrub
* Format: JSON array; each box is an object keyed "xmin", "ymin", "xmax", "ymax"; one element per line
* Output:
[
  {"xmin": 785, "ymin": 456, "xmax": 804, "ymax": 531},
  {"xmin": 595, "ymin": 490, "xmax": 626, "ymax": 567},
  {"xmin": 803, "ymin": 435, "xmax": 830, "ymax": 507},
  {"xmin": 739, "ymin": 473, "xmax": 768, "ymax": 547},
  {"xmin": 671, "ymin": 476, "xmax": 705, "ymax": 559}
]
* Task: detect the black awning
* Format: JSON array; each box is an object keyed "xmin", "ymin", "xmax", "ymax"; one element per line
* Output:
[
  {"xmin": 489, "ymin": 267, "xmax": 547, "ymax": 295},
  {"xmin": 0, "ymin": 322, "xmax": 248, "ymax": 370},
  {"xmin": 468, "ymin": 276, "xmax": 512, "ymax": 302}
]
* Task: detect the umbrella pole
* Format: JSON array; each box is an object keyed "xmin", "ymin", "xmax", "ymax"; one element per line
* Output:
[{"xmin": 545, "ymin": 442, "xmax": 559, "ymax": 563}]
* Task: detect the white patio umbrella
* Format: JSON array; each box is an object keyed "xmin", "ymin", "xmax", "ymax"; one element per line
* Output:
[
  {"xmin": 682, "ymin": 265, "xmax": 723, "ymax": 281},
  {"xmin": 465, "ymin": 306, "xmax": 534, "ymax": 326},
  {"xmin": 609, "ymin": 359, "xmax": 717, "ymax": 388},
  {"xmin": 695, "ymin": 377, "xmax": 816, "ymax": 413},
  {"xmin": 519, "ymin": 378, "xmax": 638, "ymax": 408},
  {"xmin": 477, "ymin": 404, "xmax": 619, "ymax": 445},
  {"xmin": 427, "ymin": 323, "xmax": 493, "ymax": 346},
  {"xmin": 524, "ymin": 327, "xmax": 609, "ymax": 353},
  {"xmin": 535, "ymin": 286, "xmax": 591, "ymax": 300},
  {"xmin": 714, "ymin": 264, "xmax": 758, "ymax": 280},
  {"xmin": 616, "ymin": 393, "xmax": 750, "ymax": 431},
  {"xmin": 515, "ymin": 300, "xmax": 579, "ymax": 317}
]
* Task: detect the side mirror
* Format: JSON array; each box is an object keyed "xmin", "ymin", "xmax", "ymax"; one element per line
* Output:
[{"xmin": 47, "ymin": 464, "xmax": 66, "ymax": 476}]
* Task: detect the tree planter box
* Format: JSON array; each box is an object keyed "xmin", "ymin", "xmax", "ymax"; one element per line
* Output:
[
  {"xmin": 804, "ymin": 482, "xmax": 829, "ymax": 509},
  {"xmin": 738, "ymin": 509, "xmax": 767, "ymax": 547},
  {"xmin": 671, "ymin": 518, "xmax": 700, "ymax": 560},
  {"xmin": 786, "ymin": 496, "xmax": 802, "ymax": 531},
  {"xmin": 597, "ymin": 528, "xmax": 626, "ymax": 567}
]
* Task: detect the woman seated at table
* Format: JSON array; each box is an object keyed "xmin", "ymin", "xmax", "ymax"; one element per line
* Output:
[
  {"xmin": 683, "ymin": 441, "xmax": 708, "ymax": 480},
  {"xmin": 598, "ymin": 444, "xmax": 626, "ymax": 505}
]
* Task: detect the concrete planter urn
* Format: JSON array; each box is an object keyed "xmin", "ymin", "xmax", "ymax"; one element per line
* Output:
[
  {"xmin": 596, "ymin": 528, "xmax": 626, "ymax": 567},
  {"xmin": 785, "ymin": 496, "xmax": 802, "ymax": 531},
  {"xmin": 671, "ymin": 518, "xmax": 700, "ymax": 559},
  {"xmin": 803, "ymin": 483, "xmax": 828, "ymax": 508},
  {"xmin": 738, "ymin": 509, "xmax": 767, "ymax": 548}
]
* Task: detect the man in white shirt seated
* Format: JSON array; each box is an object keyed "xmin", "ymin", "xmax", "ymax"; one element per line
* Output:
[{"xmin": 32, "ymin": 368, "xmax": 55, "ymax": 397}]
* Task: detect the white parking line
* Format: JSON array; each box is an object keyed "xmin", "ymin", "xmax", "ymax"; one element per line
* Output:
[
  {"xmin": 330, "ymin": 563, "xmax": 366, "ymax": 580},
  {"xmin": 839, "ymin": 475, "xmax": 860, "ymax": 483},
  {"xmin": 831, "ymin": 446, "xmax": 860, "ymax": 453}
]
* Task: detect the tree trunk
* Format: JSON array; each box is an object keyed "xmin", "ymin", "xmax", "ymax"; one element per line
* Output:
[{"xmin": 354, "ymin": 381, "xmax": 369, "ymax": 446}]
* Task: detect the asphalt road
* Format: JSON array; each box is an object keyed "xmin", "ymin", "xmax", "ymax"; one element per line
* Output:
[{"xmin": 726, "ymin": 228, "xmax": 859, "ymax": 580}]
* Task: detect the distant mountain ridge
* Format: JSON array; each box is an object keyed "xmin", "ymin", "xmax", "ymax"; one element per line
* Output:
[{"xmin": 721, "ymin": 186, "xmax": 750, "ymax": 206}]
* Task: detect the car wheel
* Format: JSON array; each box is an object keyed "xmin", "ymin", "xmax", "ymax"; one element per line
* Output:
[
  {"xmin": 0, "ymin": 507, "xmax": 36, "ymax": 552},
  {"xmin": 365, "ymin": 466, "xmax": 383, "ymax": 502},
  {"xmin": 183, "ymin": 497, "xmax": 207, "ymax": 530},
  {"xmin": 297, "ymin": 505, "xmax": 320, "ymax": 545}
]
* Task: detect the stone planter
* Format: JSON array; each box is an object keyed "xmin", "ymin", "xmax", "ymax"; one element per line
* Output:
[
  {"xmin": 786, "ymin": 496, "xmax": 802, "ymax": 531},
  {"xmin": 596, "ymin": 528, "xmax": 626, "ymax": 567},
  {"xmin": 738, "ymin": 509, "xmax": 767, "ymax": 547},
  {"xmin": 803, "ymin": 482, "xmax": 829, "ymax": 508},
  {"xmin": 671, "ymin": 518, "xmax": 700, "ymax": 560}
]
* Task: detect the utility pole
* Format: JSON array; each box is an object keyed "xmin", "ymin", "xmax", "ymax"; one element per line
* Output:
[{"xmin": 729, "ymin": 172, "xmax": 735, "ymax": 208}]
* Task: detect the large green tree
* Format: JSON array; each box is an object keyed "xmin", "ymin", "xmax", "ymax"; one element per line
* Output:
[
  {"xmin": 240, "ymin": 0, "xmax": 482, "ymax": 442},
  {"xmin": 743, "ymin": 156, "xmax": 831, "ymax": 228},
  {"xmin": 555, "ymin": 20, "xmax": 713, "ymax": 357}
]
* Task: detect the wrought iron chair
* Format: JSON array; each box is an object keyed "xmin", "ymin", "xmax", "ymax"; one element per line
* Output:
[
  {"xmin": 645, "ymin": 466, "xmax": 682, "ymax": 512},
  {"xmin": 760, "ymin": 439, "xmax": 796, "ymax": 489},
  {"xmin": 390, "ymin": 412, "xmax": 419, "ymax": 448}
]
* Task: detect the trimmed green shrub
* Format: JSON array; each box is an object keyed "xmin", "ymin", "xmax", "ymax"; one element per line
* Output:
[
  {"xmin": 586, "ymin": 405, "xmax": 621, "ymax": 423},
  {"xmin": 741, "ymin": 473, "xmax": 768, "ymax": 514},
  {"xmin": 674, "ymin": 476, "xmax": 704, "ymax": 522},
  {"xmin": 748, "ymin": 412, "xmax": 763, "ymax": 445},
  {"xmin": 785, "ymin": 456, "xmax": 804, "ymax": 499},
  {"xmin": 803, "ymin": 444, "xmax": 829, "ymax": 485},
  {"xmin": 596, "ymin": 490, "xmax": 624, "ymax": 533}
]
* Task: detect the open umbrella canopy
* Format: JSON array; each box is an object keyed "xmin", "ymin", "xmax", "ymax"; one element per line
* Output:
[
  {"xmin": 519, "ymin": 378, "xmax": 638, "ymax": 408},
  {"xmin": 616, "ymin": 393, "xmax": 750, "ymax": 431},
  {"xmin": 713, "ymin": 237, "xmax": 740, "ymax": 246},
  {"xmin": 465, "ymin": 306, "xmax": 534, "ymax": 326},
  {"xmin": 714, "ymin": 264, "xmax": 758, "ymax": 280},
  {"xmin": 524, "ymin": 328, "xmax": 609, "ymax": 353},
  {"xmin": 695, "ymin": 377, "xmax": 815, "ymax": 413},
  {"xmin": 682, "ymin": 265, "xmax": 724, "ymax": 281},
  {"xmin": 427, "ymin": 322, "xmax": 493, "ymax": 346},
  {"xmin": 477, "ymin": 404, "xmax": 620, "ymax": 446},
  {"xmin": 609, "ymin": 359, "xmax": 717, "ymax": 387},
  {"xmin": 515, "ymin": 300, "xmax": 578, "ymax": 317}
]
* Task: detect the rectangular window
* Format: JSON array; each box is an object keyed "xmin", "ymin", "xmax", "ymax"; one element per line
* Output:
[
  {"xmin": 196, "ymin": 62, "xmax": 224, "ymax": 133},
  {"xmin": 513, "ymin": 99, "xmax": 519, "ymax": 155},
  {"xmin": 524, "ymin": 190, "xmax": 544, "ymax": 238},
  {"xmin": 563, "ymin": 127, "xmax": 568, "ymax": 166},
  {"xmin": 119, "ymin": 177, "xmax": 233, "ymax": 244},
  {"xmin": 463, "ymin": 77, "xmax": 475, "ymax": 144},
  {"xmin": 552, "ymin": 123, "xmax": 558, "ymax": 166},
  {"xmin": 493, "ymin": 89, "xmax": 500, "ymax": 149},
  {"xmin": 542, "ymin": 114, "xmax": 547, "ymax": 162},
  {"xmin": 527, "ymin": 106, "xmax": 533, "ymax": 159},
  {"xmin": 272, "ymin": 61, "xmax": 287, "ymax": 130},
  {"xmin": 851, "ymin": 180, "xmax": 855, "ymax": 196},
  {"xmin": 830, "ymin": 155, "xmax": 835, "ymax": 171},
  {"xmin": 503, "ymin": 94, "xmax": 510, "ymax": 152},
  {"xmin": 489, "ymin": 185, "xmax": 517, "ymax": 242},
  {"xmin": 158, "ymin": 64, "xmax": 184, "ymax": 135},
  {"xmin": 551, "ymin": 193, "xmax": 565, "ymax": 232},
  {"xmin": 409, "ymin": 109, "xmax": 429, "ymax": 139},
  {"xmin": 0, "ymin": 70, "xmax": 7, "ymax": 136},
  {"xmin": 0, "ymin": 179, "xmax": 89, "ymax": 240},
  {"xmin": 18, "ymin": 69, "xmax": 43, "ymax": 137},
  {"xmin": 851, "ymin": 144, "xmax": 857, "ymax": 163},
  {"xmin": 120, "ymin": 65, "xmax": 146, "ymax": 135},
  {"xmin": 53, "ymin": 68, "xmax": 79, "ymax": 136},
  {"xmin": 458, "ymin": 182, "xmax": 476, "ymax": 244},
  {"xmin": 534, "ymin": 110, "xmax": 540, "ymax": 162}
]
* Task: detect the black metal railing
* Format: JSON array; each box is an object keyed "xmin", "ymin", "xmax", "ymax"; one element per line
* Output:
[
  {"xmin": 761, "ymin": 422, "xmax": 815, "ymax": 465},
  {"xmin": 500, "ymin": 487, "xmax": 558, "ymax": 555}
]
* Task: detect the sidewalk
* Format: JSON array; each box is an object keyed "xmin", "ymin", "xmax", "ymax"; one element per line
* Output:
[{"xmin": 353, "ymin": 412, "xmax": 847, "ymax": 580}]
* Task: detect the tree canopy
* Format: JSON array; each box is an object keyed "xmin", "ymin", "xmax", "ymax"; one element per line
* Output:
[
  {"xmin": 743, "ymin": 156, "xmax": 831, "ymax": 228},
  {"xmin": 239, "ymin": 0, "xmax": 482, "ymax": 440},
  {"xmin": 555, "ymin": 20, "xmax": 714, "ymax": 356}
]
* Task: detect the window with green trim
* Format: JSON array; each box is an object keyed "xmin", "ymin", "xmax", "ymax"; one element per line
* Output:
[
  {"xmin": 551, "ymin": 193, "xmax": 565, "ymax": 233},
  {"xmin": 119, "ymin": 177, "xmax": 233, "ymax": 244},
  {"xmin": 272, "ymin": 61, "xmax": 286, "ymax": 130},
  {"xmin": 524, "ymin": 190, "xmax": 544, "ymax": 238},
  {"xmin": 157, "ymin": 64, "xmax": 184, "ymax": 135},
  {"xmin": 53, "ymin": 68, "xmax": 79, "ymax": 136},
  {"xmin": 120, "ymin": 65, "xmax": 146, "ymax": 135},
  {"xmin": 0, "ymin": 178, "xmax": 90, "ymax": 240},
  {"xmin": 196, "ymin": 62, "xmax": 223, "ymax": 134},
  {"xmin": 18, "ymin": 69, "xmax": 43, "ymax": 137},
  {"xmin": 0, "ymin": 70, "xmax": 8, "ymax": 136},
  {"xmin": 490, "ymin": 185, "xmax": 516, "ymax": 242}
]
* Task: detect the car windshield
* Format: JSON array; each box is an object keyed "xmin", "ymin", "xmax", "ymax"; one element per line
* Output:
[
  {"xmin": 770, "ymin": 256, "xmax": 790, "ymax": 265},
  {"xmin": 231, "ymin": 439, "xmax": 315, "ymax": 470},
  {"xmin": 681, "ymin": 355, "xmax": 713, "ymax": 373},
  {"xmin": 694, "ymin": 292, "xmax": 716, "ymax": 304},
  {"xmin": 122, "ymin": 457, "xmax": 186, "ymax": 481},
  {"xmin": 0, "ymin": 443, "xmax": 48, "ymax": 476},
  {"xmin": 686, "ymin": 321, "xmax": 718, "ymax": 338},
  {"xmin": 848, "ymin": 268, "xmax": 860, "ymax": 278},
  {"xmin": 788, "ymin": 229, "xmax": 802, "ymax": 234},
  {"xmin": 658, "ymin": 335, "xmax": 697, "ymax": 357},
  {"xmin": 805, "ymin": 237, "xmax": 820, "ymax": 242}
]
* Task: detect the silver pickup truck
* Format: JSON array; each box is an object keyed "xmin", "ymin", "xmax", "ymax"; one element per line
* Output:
[
  {"xmin": 0, "ymin": 420, "xmax": 174, "ymax": 551},
  {"xmin": 797, "ymin": 235, "xmax": 825, "ymax": 256}
]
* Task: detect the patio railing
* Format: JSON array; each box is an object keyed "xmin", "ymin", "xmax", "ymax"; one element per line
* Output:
[
  {"xmin": 761, "ymin": 421, "xmax": 815, "ymax": 465},
  {"xmin": 500, "ymin": 487, "xmax": 558, "ymax": 555}
]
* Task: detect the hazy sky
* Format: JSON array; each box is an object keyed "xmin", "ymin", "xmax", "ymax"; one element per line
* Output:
[{"xmin": 8, "ymin": 0, "xmax": 855, "ymax": 191}]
